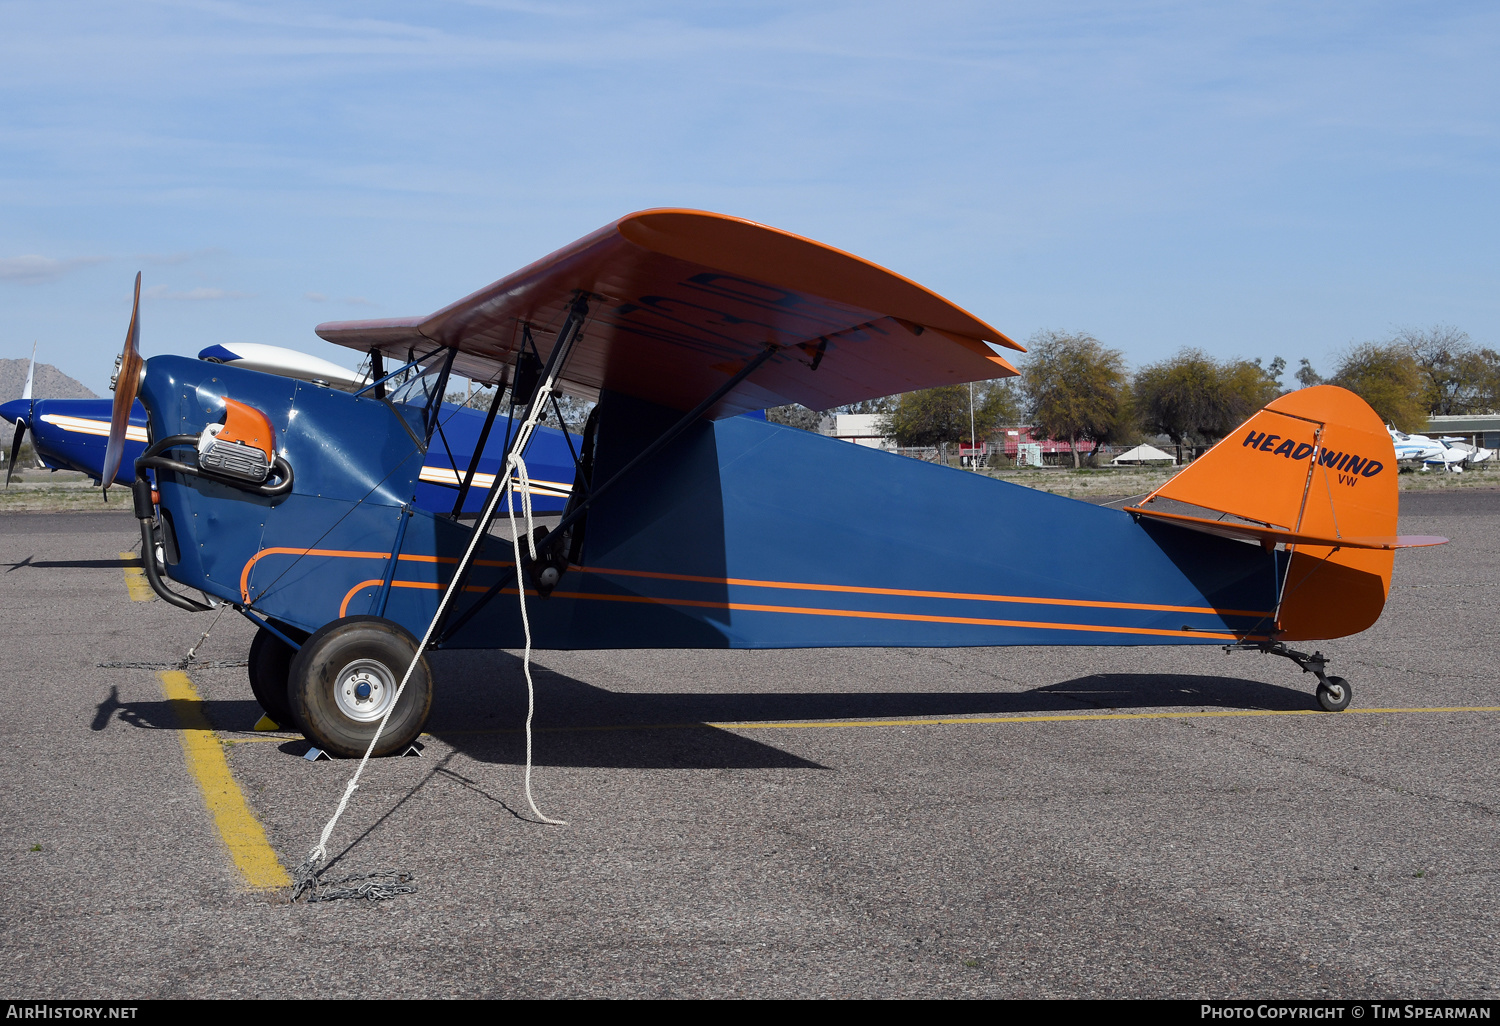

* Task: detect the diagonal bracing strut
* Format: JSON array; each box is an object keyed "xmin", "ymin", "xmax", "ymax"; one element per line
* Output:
[
  {"xmin": 294, "ymin": 294, "xmax": 593, "ymax": 880},
  {"xmin": 435, "ymin": 340, "xmax": 781, "ymax": 644}
]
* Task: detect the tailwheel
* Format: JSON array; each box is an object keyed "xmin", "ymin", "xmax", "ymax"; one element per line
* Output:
[
  {"xmin": 287, "ymin": 615, "xmax": 433, "ymax": 758},
  {"xmin": 1316, "ymin": 676, "xmax": 1352, "ymax": 712},
  {"xmin": 246, "ymin": 623, "xmax": 308, "ymax": 728}
]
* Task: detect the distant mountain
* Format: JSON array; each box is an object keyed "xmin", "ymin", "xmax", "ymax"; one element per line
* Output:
[
  {"xmin": 0, "ymin": 359, "xmax": 97, "ymax": 403},
  {"xmin": 0, "ymin": 359, "xmax": 98, "ymax": 448}
]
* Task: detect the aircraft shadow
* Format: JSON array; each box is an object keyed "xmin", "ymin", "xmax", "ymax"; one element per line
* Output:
[
  {"xmin": 418, "ymin": 655, "xmax": 1323, "ymax": 769},
  {"xmin": 89, "ymin": 661, "xmax": 1324, "ymax": 771},
  {"xmin": 90, "ymin": 685, "xmax": 265, "ymax": 734},
  {"xmin": 3, "ymin": 558, "xmax": 142, "ymax": 573},
  {"xmin": 4, "ymin": 556, "xmax": 142, "ymax": 572}
]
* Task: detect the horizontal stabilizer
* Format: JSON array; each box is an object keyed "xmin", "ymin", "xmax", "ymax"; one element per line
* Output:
[{"xmin": 1125, "ymin": 506, "xmax": 1448, "ymax": 551}]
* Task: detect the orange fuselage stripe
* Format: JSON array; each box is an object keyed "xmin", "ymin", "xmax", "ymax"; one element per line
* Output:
[
  {"xmin": 340, "ymin": 578, "xmax": 508, "ymax": 617},
  {"xmin": 239, "ymin": 546, "xmax": 514, "ymax": 602},
  {"xmin": 510, "ymin": 587, "xmax": 1253, "ymax": 642},
  {"xmin": 339, "ymin": 579, "xmax": 1250, "ymax": 641},
  {"xmin": 571, "ymin": 564, "xmax": 1270, "ymax": 619},
  {"xmin": 248, "ymin": 549, "xmax": 1266, "ymax": 636}
]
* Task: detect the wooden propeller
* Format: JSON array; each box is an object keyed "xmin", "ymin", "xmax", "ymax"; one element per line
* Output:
[{"xmin": 101, "ymin": 272, "xmax": 143, "ymax": 499}]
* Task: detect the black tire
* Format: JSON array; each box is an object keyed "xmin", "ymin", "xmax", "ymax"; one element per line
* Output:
[
  {"xmin": 247, "ymin": 624, "xmax": 308, "ymax": 727},
  {"xmin": 1317, "ymin": 675, "xmax": 1352, "ymax": 712},
  {"xmin": 287, "ymin": 615, "xmax": 433, "ymax": 758}
]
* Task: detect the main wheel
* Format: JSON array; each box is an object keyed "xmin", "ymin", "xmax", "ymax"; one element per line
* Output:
[
  {"xmin": 247, "ymin": 624, "xmax": 308, "ymax": 727},
  {"xmin": 287, "ymin": 615, "xmax": 433, "ymax": 758},
  {"xmin": 1316, "ymin": 676, "xmax": 1352, "ymax": 712}
]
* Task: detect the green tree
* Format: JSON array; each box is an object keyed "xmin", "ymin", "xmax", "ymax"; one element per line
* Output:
[
  {"xmin": 1472, "ymin": 350, "xmax": 1500, "ymax": 413},
  {"xmin": 1021, "ymin": 330, "xmax": 1129, "ymax": 468},
  {"xmin": 885, "ymin": 386, "xmax": 967, "ymax": 447},
  {"xmin": 975, "ymin": 379, "xmax": 1023, "ymax": 439},
  {"xmin": 1135, "ymin": 349, "xmax": 1284, "ymax": 445},
  {"xmin": 834, "ymin": 397, "xmax": 893, "ymax": 415},
  {"xmin": 1133, "ymin": 349, "xmax": 1234, "ymax": 445},
  {"xmin": 1330, "ymin": 343, "xmax": 1429, "ymax": 431},
  {"xmin": 882, "ymin": 379, "xmax": 1021, "ymax": 449},
  {"xmin": 767, "ymin": 404, "xmax": 827, "ymax": 432},
  {"xmin": 1394, "ymin": 325, "xmax": 1497, "ymax": 415},
  {"xmin": 1295, "ymin": 359, "xmax": 1323, "ymax": 388},
  {"xmin": 1220, "ymin": 358, "xmax": 1284, "ymax": 421}
]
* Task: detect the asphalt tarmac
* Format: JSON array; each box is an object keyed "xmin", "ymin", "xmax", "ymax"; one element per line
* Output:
[{"xmin": 0, "ymin": 490, "xmax": 1496, "ymax": 999}]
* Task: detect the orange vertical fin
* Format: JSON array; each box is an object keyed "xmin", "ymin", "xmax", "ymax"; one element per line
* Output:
[{"xmin": 1127, "ymin": 385, "xmax": 1433, "ymax": 641}]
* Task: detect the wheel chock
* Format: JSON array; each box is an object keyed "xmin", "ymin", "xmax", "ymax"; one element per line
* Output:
[
  {"xmin": 252, "ymin": 714, "xmax": 280, "ymax": 732},
  {"xmin": 302, "ymin": 742, "xmax": 421, "ymax": 761}
]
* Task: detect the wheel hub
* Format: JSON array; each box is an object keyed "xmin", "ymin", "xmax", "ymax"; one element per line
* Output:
[{"xmin": 334, "ymin": 658, "xmax": 397, "ymax": 723}]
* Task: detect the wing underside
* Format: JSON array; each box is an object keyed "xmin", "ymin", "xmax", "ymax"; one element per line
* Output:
[{"xmin": 315, "ymin": 209, "xmax": 1021, "ymax": 418}]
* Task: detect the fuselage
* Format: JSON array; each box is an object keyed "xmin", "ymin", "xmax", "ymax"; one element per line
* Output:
[{"xmin": 137, "ymin": 354, "xmax": 1292, "ymax": 652}]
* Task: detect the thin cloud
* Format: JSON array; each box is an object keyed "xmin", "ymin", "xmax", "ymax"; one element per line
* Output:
[
  {"xmin": 304, "ymin": 291, "xmax": 328, "ymax": 301},
  {"xmin": 143, "ymin": 285, "xmax": 252, "ymax": 301},
  {"xmin": 0, "ymin": 255, "xmax": 108, "ymax": 284},
  {"xmin": 343, "ymin": 296, "xmax": 377, "ymax": 307}
]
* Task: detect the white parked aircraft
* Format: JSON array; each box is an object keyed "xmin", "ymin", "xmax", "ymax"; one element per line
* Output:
[
  {"xmin": 1439, "ymin": 437, "xmax": 1493, "ymax": 465},
  {"xmin": 1388, "ymin": 427, "xmax": 1445, "ymax": 465},
  {"xmin": 1389, "ymin": 427, "xmax": 1492, "ymax": 471}
]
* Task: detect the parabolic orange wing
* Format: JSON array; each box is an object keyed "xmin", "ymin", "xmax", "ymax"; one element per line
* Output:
[{"xmin": 315, "ymin": 209, "xmax": 1021, "ymax": 418}]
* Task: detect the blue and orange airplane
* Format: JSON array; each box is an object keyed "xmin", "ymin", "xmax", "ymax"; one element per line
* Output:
[
  {"xmin": 94, "ymin": 209, "xmax": 1444, "ymax": 758},
  {"xmin": 2, "ymin": 345, "xmax": 581, "ymax": 515}
]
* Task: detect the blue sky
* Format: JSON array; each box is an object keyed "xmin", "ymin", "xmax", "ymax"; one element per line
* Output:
[{"xmin": 2, "ymin": 1, "xmax": 1496, "ymax": 394}]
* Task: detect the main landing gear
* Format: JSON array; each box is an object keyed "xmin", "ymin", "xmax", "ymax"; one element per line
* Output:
[
  {"xmin": 1226, "ymin": 640, "xmax": 1353, "ymax": 712},
  {"xmin": 246, "ymin": 615, "xmax": 433, "ymax": 757},
  {"xmin": 247, "ymin": 622, "xmax": 308, "ymax": 728}
]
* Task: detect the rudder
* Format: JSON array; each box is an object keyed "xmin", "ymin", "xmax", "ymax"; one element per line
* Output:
[{"xmin": 1136, "ymin": 385, "xmax": 1398, "ymax": 641}]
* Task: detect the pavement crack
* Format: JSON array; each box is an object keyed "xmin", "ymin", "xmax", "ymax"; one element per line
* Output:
[{"xmin": 1189, "ymin": 721, "xmax": 1499, "ymax": 818}]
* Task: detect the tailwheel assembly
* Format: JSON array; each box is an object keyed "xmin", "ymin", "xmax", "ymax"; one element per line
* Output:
[
  {"xmin": 1226, "ymin": 640, "xmax": 1354, "ymax": 712},
  {"xmin": 1316, "ymin": 675, "xmax": 1352, "ymax": 713},
  {"xmin": 288, "ymin": 615, "xmax": 433, "ymax": 758}
]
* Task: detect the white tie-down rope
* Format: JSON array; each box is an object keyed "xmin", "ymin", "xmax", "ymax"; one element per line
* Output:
[
  {"xmin": 294, "ymin": 375, "xmax": 569, "ymax": 893},
  {"xmin": 503, "ymin": 447, "xmax": 568, "ymax": 826}
]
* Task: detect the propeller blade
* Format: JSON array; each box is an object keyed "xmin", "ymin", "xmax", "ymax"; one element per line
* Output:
[
  {"xmin": 101, "ymin": 273, "xmax": 143, "ymax": 499},
  {"xmin": 5, "ymin": 417, "xmax": 25, "ymax": 487},
  {"xmin": 22, "ymin": 342, "xmax": 35, "ymax": 401}
]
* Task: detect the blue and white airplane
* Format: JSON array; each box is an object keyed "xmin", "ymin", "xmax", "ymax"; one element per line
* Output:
[
  {"xmin": 1387, "ymin": 426, "xmax": 1490, "ymax": 472},
  {"xmin": 1, "ymin": 343, "xmax": 581, "ymax": 513}
]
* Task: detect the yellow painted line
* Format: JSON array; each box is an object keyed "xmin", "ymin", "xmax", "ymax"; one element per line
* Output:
[
  {"xmin": 120, "ymin": 551, "xmax": 153, "ymax": 602},
  {"xmin": 160, "ymin": 671, "xmax": 290, "ymax": 889},
  {"xmin": 236, "ymin": 704, "xmax": 1486, "ymax": 741},
  {"xmin": 704, "ymin": 706, "xmax": 1500, "ymax": 730}
]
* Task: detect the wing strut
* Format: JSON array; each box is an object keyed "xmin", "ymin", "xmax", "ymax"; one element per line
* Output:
[
  {"xmin": 295, "ymin": 296, "xmax": 595, "ymax": 883},
  {"xmin": 435, "ymin": 339, "xmax": 781, "ymax": 645},
  {"xmin": 449, "ymin": 363, "xmax": 511, "ymax": 518},
  {"xmin": 426, "ymin": 297, "xmax": 594, "ymax": 640}
]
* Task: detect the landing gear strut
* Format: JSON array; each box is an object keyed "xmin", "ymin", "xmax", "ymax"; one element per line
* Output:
[{"xmin": 1226, "ymin": 640, "xmax": 1353, "ymax": 712}]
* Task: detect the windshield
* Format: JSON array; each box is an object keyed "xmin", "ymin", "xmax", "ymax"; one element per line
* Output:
[{"xmin": 385, "ymin": 366, "xmax": 446, "ymax": 446}]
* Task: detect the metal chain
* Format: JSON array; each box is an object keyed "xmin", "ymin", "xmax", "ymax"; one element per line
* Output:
[
  {"xmin": 179, "ymin": 603, "xmax": 229, "ymax": 668},
  {"xmin": 290, "ymin": 869, "xmax": 417, "ymax": 903}
]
